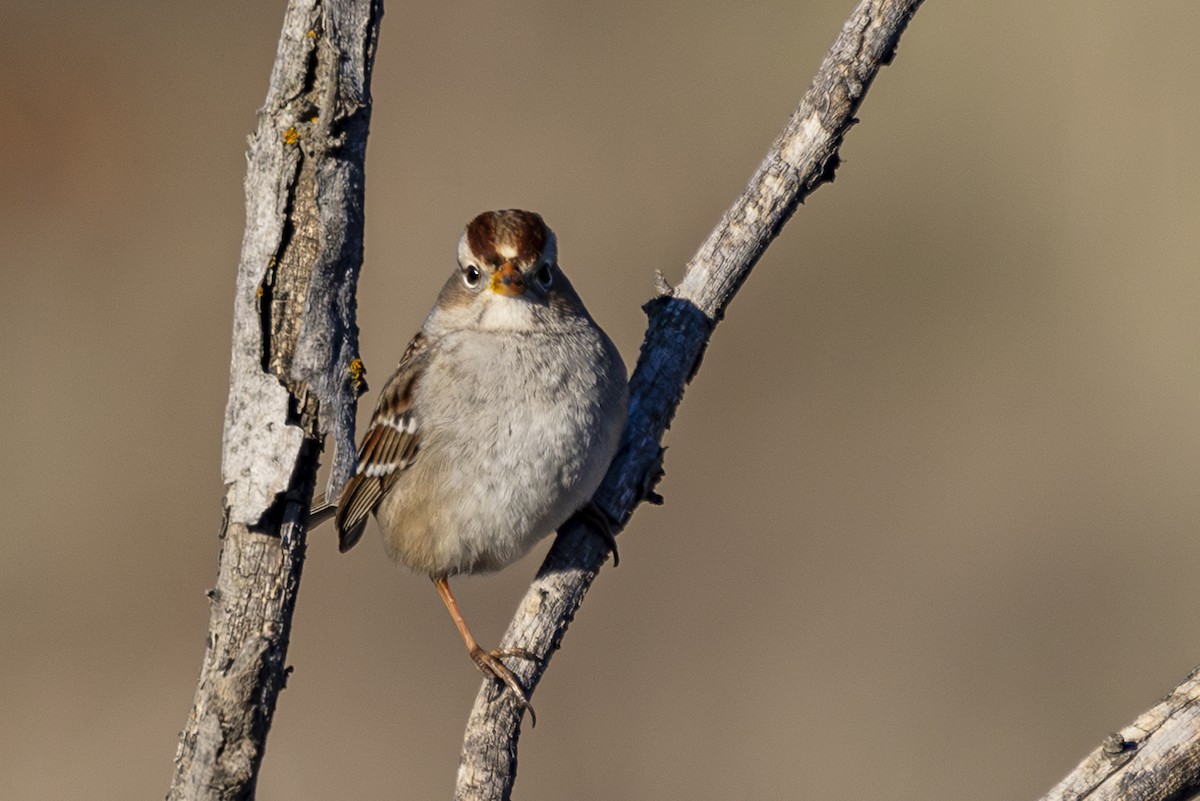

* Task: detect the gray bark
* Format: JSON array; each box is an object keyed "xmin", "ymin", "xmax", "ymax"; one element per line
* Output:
[
  {"xmin": 1038, "ymin": 669, "xmax": 1200, "ymax": 801},
  {"xmin": 167, "ymin": 1, "xmax": 381, "ymax": 799},
  {"xmin": 455, "ymin": 2, "xmax": 926, "ymax": 799}
]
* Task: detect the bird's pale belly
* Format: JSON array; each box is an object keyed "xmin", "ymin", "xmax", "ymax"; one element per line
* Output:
[{"xmin": 374, "ymin": 372, "xmax": 614, "ymax": 577}]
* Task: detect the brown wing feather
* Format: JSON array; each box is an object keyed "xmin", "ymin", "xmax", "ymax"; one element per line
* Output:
[
  {"xmin": 333, "ymin": 473, "xmax": 382, "ymax": 552},
  {"xmin": 333, "ymin": 332, "xmax": 429, "ymax": 552}
]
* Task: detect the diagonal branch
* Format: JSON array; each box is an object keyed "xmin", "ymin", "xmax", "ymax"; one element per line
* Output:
[
  {"xmin": 1037, "ymin": 669, "xmax": 1200, "ymax": 801},
  {"xmin": 168, "ymin": 1, "xmax": 381, "ymax": 798},
  {"xmin": 456, "ymin": 1, "xmax": 925, "ymax": 798}
]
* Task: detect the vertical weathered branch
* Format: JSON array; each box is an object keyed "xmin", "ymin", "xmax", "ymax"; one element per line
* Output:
[
  {"xmin": 168, "ymin": 1, "xmax": 382, "ymax": 799},
  {"xmin": 455, "ymin": 2, "xmax": 925, "ymax": 799}
]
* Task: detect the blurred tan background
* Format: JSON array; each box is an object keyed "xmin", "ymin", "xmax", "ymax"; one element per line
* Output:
[{"xmin": 3, "ymin": 1, "xmax": 1199, "ymax": 798}]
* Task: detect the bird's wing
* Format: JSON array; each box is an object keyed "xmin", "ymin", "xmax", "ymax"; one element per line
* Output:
[{"xmin": 334, "ymin": 332, "xmax": 429, "ymax": 552}]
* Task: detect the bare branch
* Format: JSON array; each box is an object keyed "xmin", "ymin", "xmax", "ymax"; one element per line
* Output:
[
  {"xmin": 1039, "ymin": 669, "xmax": 1200, "ymax": 801},
  {"xmin": 168, "ymin": 1, "xmax": 381, "ymax": 798},
  {"xmin": 455, "ymin": 1, "xmax": 925, "ymax": 798}
]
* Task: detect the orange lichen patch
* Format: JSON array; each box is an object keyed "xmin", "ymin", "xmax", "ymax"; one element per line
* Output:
[
  {"xmin": 255, "ymin": 285, "xmax": 264, "ymax": 299},
  {"xmin": 283, "ymin": 127, "xmax": 300, "ymax": 145},
  {"xmin": 306, "ymin": 29, "xmax": 317, "ymax": 39},
  {"xmin": 348, "ymin": 358, "xmax": 367, "ymax": 391}
]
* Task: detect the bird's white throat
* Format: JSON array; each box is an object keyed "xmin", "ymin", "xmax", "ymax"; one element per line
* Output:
[{"xmin": 477, "ymin": 295, "xmax": 538, "ymax": 331}]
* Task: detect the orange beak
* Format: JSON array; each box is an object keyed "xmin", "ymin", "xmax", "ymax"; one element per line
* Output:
[{"xmin": 489, "ymin": 262, "xmax": 526, "ymax": 296}]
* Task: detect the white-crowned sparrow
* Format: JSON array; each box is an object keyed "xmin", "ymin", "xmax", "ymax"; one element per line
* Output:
[{"xmin": 330, "ymin": 209, "xmax": 627, "ymax": 716}]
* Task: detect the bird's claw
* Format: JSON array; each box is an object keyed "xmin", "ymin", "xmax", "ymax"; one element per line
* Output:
[
  {"xmin": 489, "ymin": 646, "xmax": 541, "ymax": 664},
  {"xmin": 577, "ymin": 501, "xmax": 620, "ymax": 567},
  {"xmin": 470, "ymin": 646, "xmax": 539, "ymax": 727}
]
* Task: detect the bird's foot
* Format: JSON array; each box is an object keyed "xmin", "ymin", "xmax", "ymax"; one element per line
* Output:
[
  {"xmin": 469, "ymin": 646, "xmax": 539, "ymax": 727},
  {"xmin": 577, "ymin": 501, "xmax": 620, "ymax": 567}
]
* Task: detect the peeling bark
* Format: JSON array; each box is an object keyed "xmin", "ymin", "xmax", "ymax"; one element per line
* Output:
[{"xmin": 168, "ymin": 1, "xmax": 381, "ymax": 798}]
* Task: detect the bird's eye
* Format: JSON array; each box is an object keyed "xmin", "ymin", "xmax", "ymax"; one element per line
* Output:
[
  {"xmin": 462, "ymin": 265, "xmax": 482, "ymax": 288},
  {"xmin": 535, "ymin": 263, "xmax": 554, "ymax": 289}
]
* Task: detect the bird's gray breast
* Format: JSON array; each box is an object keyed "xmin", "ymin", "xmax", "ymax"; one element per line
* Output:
[{"xmin": 413, "ymin": 326, "xmax": 614, "ymax": 571}]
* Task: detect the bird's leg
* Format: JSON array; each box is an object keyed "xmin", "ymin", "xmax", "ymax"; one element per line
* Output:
[
  {"xmin": 433, "ymin": 576, "xmax": 538, "ymax": 725},
  {"xmin": 576, "ymin": 500, "xmax": 620, "ymax": 567}
]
